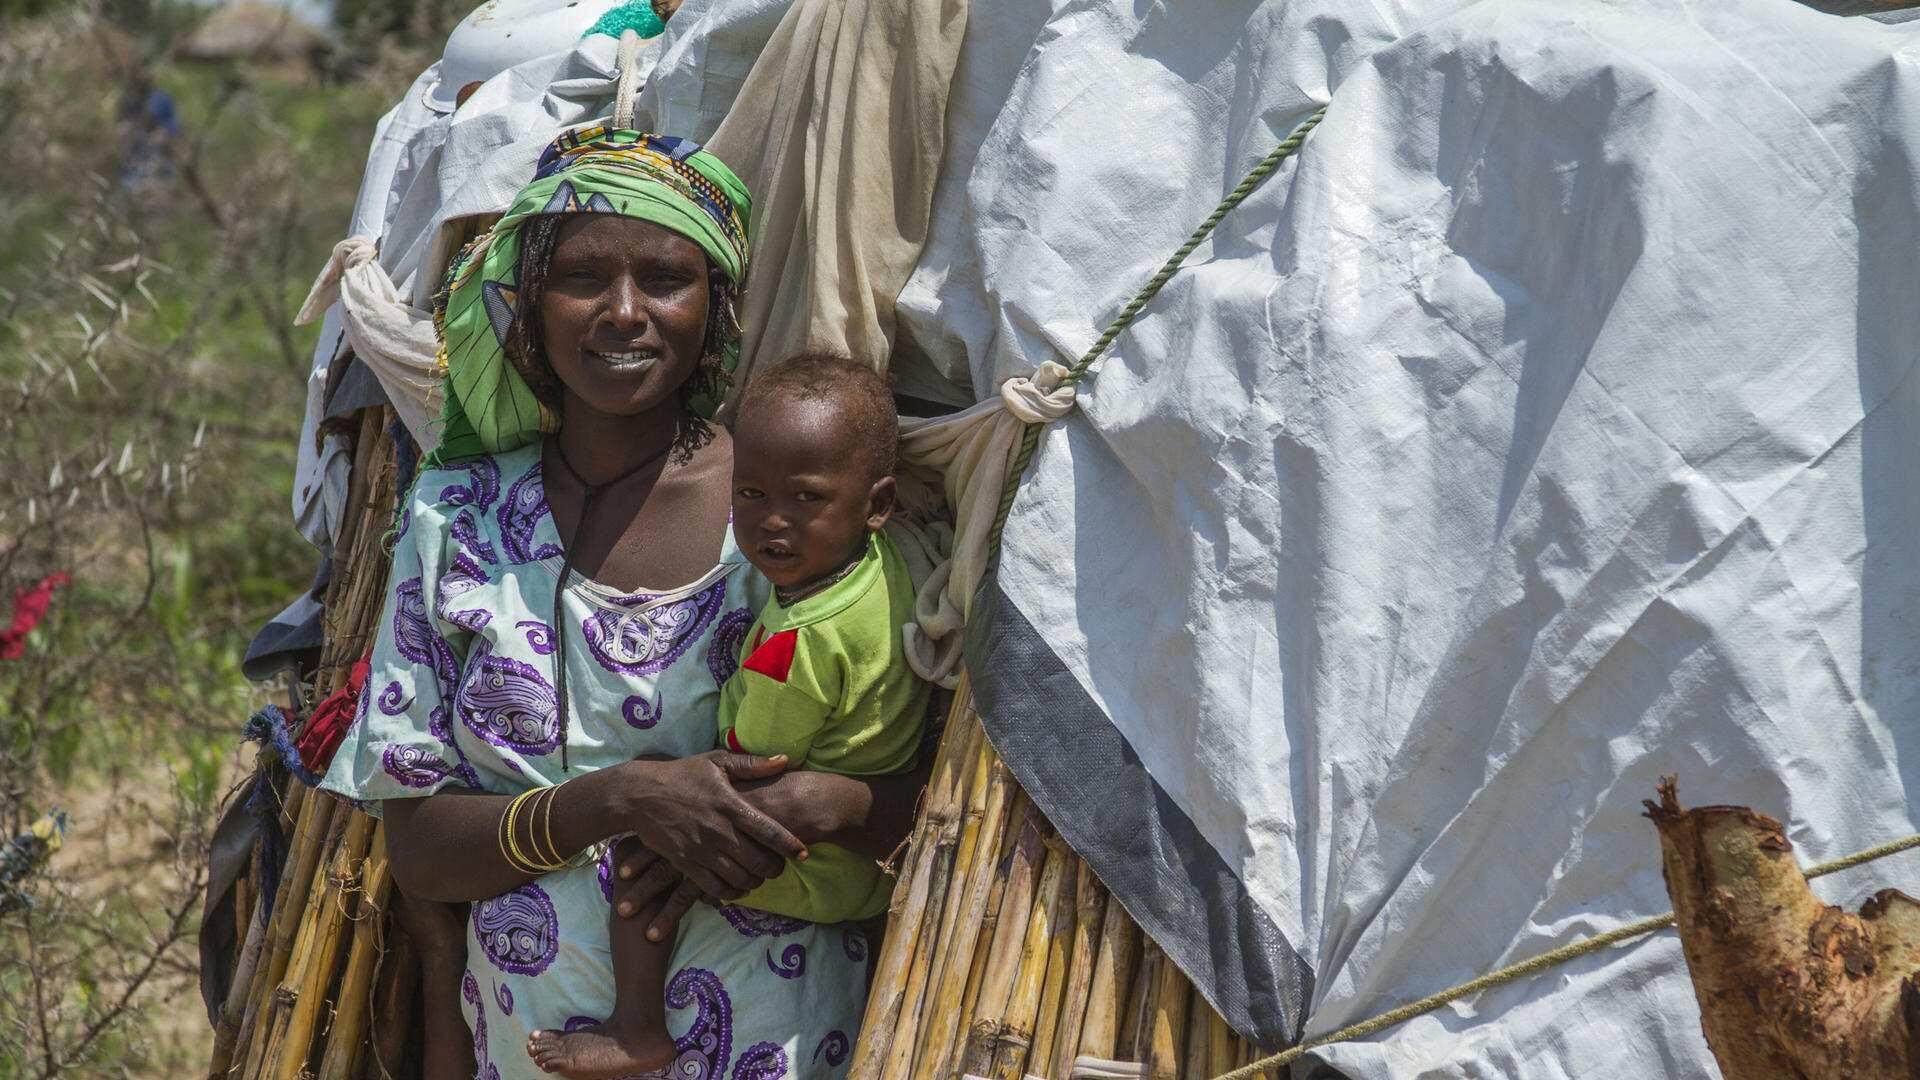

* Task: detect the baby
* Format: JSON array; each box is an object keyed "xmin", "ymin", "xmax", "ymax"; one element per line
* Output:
[{"xmin": 531, "ymin": 353, "xmax": 931, "ymax": 1079}]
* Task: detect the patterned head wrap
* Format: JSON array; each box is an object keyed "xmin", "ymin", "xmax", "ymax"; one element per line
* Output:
[{"xmin": 424, "ymin": 126, "xmax": 752, "ymax": 468}]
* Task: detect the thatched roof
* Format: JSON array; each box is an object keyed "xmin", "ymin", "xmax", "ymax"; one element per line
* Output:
[{"xmin": 176, "ymin": 2, "xmax": 332, "ymax": 62}]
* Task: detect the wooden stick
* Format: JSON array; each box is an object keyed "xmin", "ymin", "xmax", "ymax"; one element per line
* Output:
[
  {"xmin": 1026, "ymin": 849, "xmax": 1081, "ymax": 1078},
  {"xmin": 1145, "ymin": 955, "xmax": 1191, "ymax": 1080},
  {"xmin": 1046, "ymin": 861, "xmax": 1107, "ymax": 1080},
  {"xmin": 961, "ymin": 801, "xmax": 1046, "ymax": 1077},
  {"xmin": 878, "ymin": 805, "xmax": 960, "ymax": 1080},
  {"xmin": 847, "ymin": 693, "xmax": 978, "ymax": 1079},
  {"xmin": 1205, "ymin": 1001, "xmax": 1238, "ymax": 1078},
  {"xmin": 207, "ymin": 899, "xmax": 268, "ymax": 1078},
  {"xmin": 1119, "ymin": 941, "xmax": 1159, "ymax": 1063},
  {"xmin": 917, "ymin": 752, "xmax": 1014, "ymax": 1080},
  {"xmin": 991, "ymin": 837, "xmax": 1074, "ymax": 1080},
  {"xmin": 317, "ymin": 826, "xmax": 392, "ymax": 1080},
  {"xmin": 238, "ymin": 793, "xmax": 341, "ymax": 1076},
  {"xmin": 946, "ymin": 847, "xmax": 1005, "ymax": 1079},
  {"xmin": 1183, "ymin": 985, "xmax": 1213, "ymax": 1080},
  {"xmin": 919, "ymin": 719, "xmax": 990, "ymax": 1043},
  {"xmin": 1078, "ymin": 891, "xmax": 1141, "ymax": 1061},
  {"xmin": 271, "ymin": 811, "xmax": 378, "ymax": 1080}
]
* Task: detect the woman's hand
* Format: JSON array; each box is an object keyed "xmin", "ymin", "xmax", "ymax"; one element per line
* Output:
[{"xmin": 615, "ymin": 751, "xmax": 808, "ymax": 902}]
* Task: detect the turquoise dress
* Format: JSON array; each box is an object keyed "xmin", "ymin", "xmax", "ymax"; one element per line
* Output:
[{"xmin": 320, "ymin": 444, "xmax": 870, "ymax": 1080}]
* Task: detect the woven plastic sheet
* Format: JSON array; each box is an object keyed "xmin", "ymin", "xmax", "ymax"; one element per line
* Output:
[{"xmin": 908, "ymin": 0, "xmax": 1920, "ymax": 1074}]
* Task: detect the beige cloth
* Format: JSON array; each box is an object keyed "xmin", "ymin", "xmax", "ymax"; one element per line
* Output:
[
  {"xmin": 897, "ymin": 363, "xmax": 1077, "ymax": 686},
  {"xmin": 706, "ymin": 0, "xmax": 969, "ymax": 402},
  {"xmin": 295, "ymin": 237, "xmax": 442, "ymax": 445}
]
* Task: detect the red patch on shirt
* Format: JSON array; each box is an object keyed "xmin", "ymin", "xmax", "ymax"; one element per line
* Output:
[
  {"xmin": 742, "ymin": 627, "xmax": 799, "ymax": 683},
  {"xmin": 724, "ymin": 728, "xmax": 746, "ymax": 753}
]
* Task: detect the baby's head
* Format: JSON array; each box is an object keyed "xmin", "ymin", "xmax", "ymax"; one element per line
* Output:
[{"xmin": 731, "ymin": 354, "xmax": 897, "ymax": 591}]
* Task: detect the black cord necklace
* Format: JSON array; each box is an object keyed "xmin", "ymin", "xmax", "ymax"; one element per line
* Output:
[{"xmin": 547, "ymin": 436, "xmax": 672, "ymax": 771}]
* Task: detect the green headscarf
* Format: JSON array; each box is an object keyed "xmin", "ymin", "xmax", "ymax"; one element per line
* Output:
[{"xmin": 424, "ymin": 126, "xmax": 752, "ymax": 468}]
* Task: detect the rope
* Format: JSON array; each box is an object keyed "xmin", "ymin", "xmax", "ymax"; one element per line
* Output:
[
  {"xmin": 1210, "ymin": 829, "xmax": 1920, "ymax": 1080},
  {"xmin": 612, "ymin": 29, "xmax": 643, "ymax": 130},
  {"xmin": 985, "ymin": 105, "xmax": 1326, "ymax": 549}
]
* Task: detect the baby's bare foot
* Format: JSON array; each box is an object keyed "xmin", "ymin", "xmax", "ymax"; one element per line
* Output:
[{"xmin": 527, "ymin": 1022, "xmax": 676, "ymax": 1079}]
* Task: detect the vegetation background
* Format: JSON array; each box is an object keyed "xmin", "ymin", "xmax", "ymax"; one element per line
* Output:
[{"xmin": 0, "ymin": 1, "xmax": 461, "ymax": 1073}]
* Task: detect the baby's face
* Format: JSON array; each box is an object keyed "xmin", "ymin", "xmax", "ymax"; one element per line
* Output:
[{"xmin": 731, "ymin": 398, "xmax": 884, "ymax": 591}]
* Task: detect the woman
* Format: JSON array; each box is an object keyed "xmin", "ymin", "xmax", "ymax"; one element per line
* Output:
[{"xmin": 321, "ymin": 127, "xmax": 919, "ymax": 1080}]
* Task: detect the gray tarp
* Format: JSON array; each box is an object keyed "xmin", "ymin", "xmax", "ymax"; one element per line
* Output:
[{"xmin": 903, "ymin": 0, "xmax": 1920, "ymax": 1075}]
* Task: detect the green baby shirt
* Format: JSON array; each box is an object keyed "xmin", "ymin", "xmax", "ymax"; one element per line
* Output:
[{"xmin": 720, "ymin": 529, "xmax": 931, "ymax": 923}]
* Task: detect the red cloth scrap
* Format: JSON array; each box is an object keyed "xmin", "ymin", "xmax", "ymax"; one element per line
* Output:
[
  {"xmin": 0, "ymin": 573, "xmax": 71, "ymax": 660},
  {"xmin": 295, "ymin": 652, "xmax": 371, "ymax": 774}
]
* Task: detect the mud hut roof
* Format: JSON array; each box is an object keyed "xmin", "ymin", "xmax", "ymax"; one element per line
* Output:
[{"xmin": 176, "ymin": 2, "xmax": 331, "ymax": 62}]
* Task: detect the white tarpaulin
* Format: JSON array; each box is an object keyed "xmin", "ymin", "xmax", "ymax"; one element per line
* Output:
[{"xmin": 920, "ymin": 0, "xmax": 1920, "ymax": 1076}]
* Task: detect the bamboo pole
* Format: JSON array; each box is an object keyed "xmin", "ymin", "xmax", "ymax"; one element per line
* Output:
[
  {"xmin": 1026, "ymin": 846, "xmax": 1081, "ymax": 1077},
  {"xmin": 207, "ymin": 899, "xmax": 269, "ymax": 1078},
  {"xmin": 1119, "ymin": 941, "xmax": 1159, "ymax": 1064},
  {"xmin": 878, "ymin": 803, "xmax": 961, "ymax": 1080},
  {"xmin": 961, "ymin": 802, "xmax": 1047, "ymax": 1077},
  {"xmin": 1078, "ymin": 891, "xmax": 1141, "ymax": 1061},
  {"xmin": 847, "ymin": 694, "xmax": 978, "ymax": 1080},
  {"xmin": 250, "ymin": 805, "xmax": 355, "ymax": 1077},
  {"xmin": 1182, "ymin": 986, "xmax": 1211, "ymax": 1080},
  {"xmin": 1204, "ymin": 998, "xmax": 1237, "ymax": 1079},
  {"xmin": 916, "ymin": 752, "xmax": 1014, "ymax": 1080},
  {"xmin": 1145, "ymin": 953, "xmax": 1191, "ymax": 1080},
  {"xmin": 317, "ymin": 826, "xmax": 392, "ymax": 1080},
  {"xmin": 990, "ymin": 837, "xmax": 1074, "ymax": 1080},
  {"xmin": 269, "ymin": 811, "xmax": 378, "ymax": 1080},
  {"xmin": 1045, "ymin": 861, "xmax": 1107, "ymax": 1080},
  {"xmin": 235, "ymin": 792, "xmax": 340, "ymax": 1075}
]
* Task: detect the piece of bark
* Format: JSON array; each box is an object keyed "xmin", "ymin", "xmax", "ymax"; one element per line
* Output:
[{"xmin": 1646, "ymin": 777, "xmax": 1920, "ymax": 1079}]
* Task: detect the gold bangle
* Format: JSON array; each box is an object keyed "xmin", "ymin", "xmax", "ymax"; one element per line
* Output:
[
  {"xmin": 502, "ymin": 788, "xmax": 548, "ymax": 874},
  {"xmin": 498, "ymin": 789, "xmax": 526, "ymax": 873},
  {"xmin": 537, "ymin": 783, "xmax": 565, "ymax": 869}
]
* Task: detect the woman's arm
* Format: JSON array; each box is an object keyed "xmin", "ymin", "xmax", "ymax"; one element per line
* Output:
[
  {"xmin": 384, "ymin": 751, "xmax": 807, "ymax": 902},
  {"xmin": 616, "ymin": 756, "xmax": 936, "ymax": 938}
]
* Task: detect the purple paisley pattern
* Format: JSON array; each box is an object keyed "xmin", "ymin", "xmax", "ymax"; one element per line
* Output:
[
  {"xmin": 717, "ymin": 906, "xmax": 807, "ymax": 939},
  {"xmin": 563, "ymin": 1016, "xmax": 599, "ymax": 1033},
  {"xmin": 450, "ymin": 507, "xmax": 500, "ymax": 565},
  {"xmin": 597, "ymin": 846, "xmax": 616, "ymax": 903},
  {"xmin": 472, "ymin": 883, "xmax": 560, "ymax": 976},
  {"xmin": 446, "ymin": 604, "xmax": 493, "ymax": 633},
  {"xmin": 765, "ymin": 943, "xmax": 806, "ymax": 980},
  {"xmin": 462, "ymin": 973, "xmax": 494, "ymax": 1080},
  {"xmin": 439, "ymin": 564, "xmax": 489, "ymax": 605},
  {"xmin": 622, "ymin": 692, "xmax": 660, "ymax": 729},
  {"xmin": 732, "ymin": 1042, "xmax": 790, "ymax": 1080},
  {"xmin": 455, "ymin": 639, "xmax": 560, "ymax": 754},
  {"xmin": 495, "ymin": 981, "xmax": 514, "ymax": 1016},
  {"xmin": 517, "ymin": 619, "xmax": 556, "ymax": 655},
  {"xmin": 813, "ymin": 1031, "xmax": 850, "ymax": 1067},
  {"xmin": 582, "ymin": 579, "xmax": 728, "ymax": 677},
  {"xmin": 392, "ymin": 576, "xmax": 459, "ymax": 696},
  {"xmin": 441, "ymin": 457, "xmax": 501, "ymax": 512},
  {"xmin": 662, "ymin": 967, "xmax": 732, "ymax": 1080},
  {"xmin": 448, "ymin": 551, "xmax": 491, "ymax": 587},
  {"xmin": 707, "ymin": 608, "xmax": 753, "ymax": 686},
  {"xmin": 377, "ymin": 680, "xmax": 411, "ymax": 715},
  {"xmin": 499, "ymin": 468, "xmax": 564, "ymax": 564},
  {"xmin": 842, "ymin": 928, "xmax": 869, "ymax": 964},
  {"xmin": 381, "ymin": 743, "xmax": 454, "ymax": 788}
]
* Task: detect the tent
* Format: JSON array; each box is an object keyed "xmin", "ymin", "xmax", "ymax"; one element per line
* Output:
[{"xmin": 224, "ymin": 0, "xmax": 1920, "ymax": 1076}]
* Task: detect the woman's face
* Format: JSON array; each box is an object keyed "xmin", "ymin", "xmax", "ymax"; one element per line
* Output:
[{"xmin": 537, "ymin": 214, "xmax": 711, "ymax": 418}]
